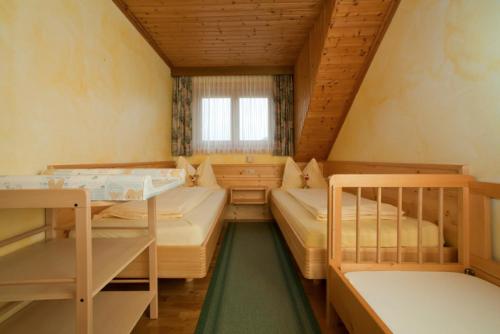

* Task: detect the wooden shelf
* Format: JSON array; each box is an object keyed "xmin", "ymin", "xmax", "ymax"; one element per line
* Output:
[
  {"xmin": 230, "ymin": 186, "xmax": 268, "ymax": 205},
  {"xmin": 0, "ymin": 291, "xmax": 153, "ymax": 334},
  {"xmin": 0, "ymin": 237, "xmax": 153, "ymax": 301}
]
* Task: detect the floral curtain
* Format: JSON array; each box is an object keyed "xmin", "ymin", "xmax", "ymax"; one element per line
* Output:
[
  {"xmin": 171, "ymin": 76, "xmax": 193, "ymax": 156},
  {"xmin": 273, "ymin": 75, "xmax": 294, "ymax": 156}
]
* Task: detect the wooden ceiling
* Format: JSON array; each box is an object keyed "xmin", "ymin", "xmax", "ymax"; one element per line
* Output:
[
  {"xmin": 294, "ymin": 0, "xmax": 400, "ymax": 161},
  {"xmin": 114, "ymin": 0, "xmax": 401, "ymax": 159},
  {"xmin": 114, "ymin": 0, "xmax": 324, "ymax": 71}
]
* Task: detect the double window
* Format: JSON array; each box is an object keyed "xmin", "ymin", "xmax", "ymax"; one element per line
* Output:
[{"xmin": 192, "ymin": 76, "xmax": 274, "ymax": 153}]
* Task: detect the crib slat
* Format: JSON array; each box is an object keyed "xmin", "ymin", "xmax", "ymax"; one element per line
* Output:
[
  {"xmin": 333, "ymin": 187, "xmax": 343, "ymax": 267},
  {"xmin": 397, "ymin": 187, "xmax": 402, "ymax": 263},
  {"xmin": 376, "ymin": 187, "xmax": 381, "ymax": 263},
  {"xmin": 438, "ymin": 188, "xmax": 444, "ymax": 264},
  {"xmin": 356, "ymin": 187, "xmax": 361, "ymax": 263},
  {"xmin": 418, "ymin": 187, "xmax": 423, "ymax": 264}
]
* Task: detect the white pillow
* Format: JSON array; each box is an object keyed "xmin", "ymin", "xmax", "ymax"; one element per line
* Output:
[
  {"xmin": 176, "ymin": 156, "xmax": 196, "ymax": 186},
  {"xmin": 281, "ymin": 157, "xmax": 304, "ymax": 189},
  {"xmin": 303, "ymin": 158, "xmax": 327, "ymax": 188},
  {"xmin": 196, "ymin": 158, "xmax": 220, "ymax": 188}
]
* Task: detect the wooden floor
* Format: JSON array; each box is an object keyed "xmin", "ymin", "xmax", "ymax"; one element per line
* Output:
[{"xmin": 131, "ymin": 221, "xmax": 333, "ymax": 334}]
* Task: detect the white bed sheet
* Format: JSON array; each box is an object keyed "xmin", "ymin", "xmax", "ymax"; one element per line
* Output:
[
  {"xmin": 272, "ymin": 189, "xmax": 439, "ymax": 249},
  {"xmin": 345, "ymin": 271, "xmax": 500, "ymax": 334},
  {"xmin": 286, "ymin": 188, "xmax": 401, "ymax": 221},
  {"xmin": 71, "ymin": 189, "xmax": 226, "ymax": 246}
]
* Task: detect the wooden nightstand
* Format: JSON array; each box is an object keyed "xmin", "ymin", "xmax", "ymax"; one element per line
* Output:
[
  {"xmin": 230, "ymin": 186, "xmax": 268, "ymax": 205},
  {"xmin": 226, "ymin": 187, "xmax": 272, "ymax": 222}
]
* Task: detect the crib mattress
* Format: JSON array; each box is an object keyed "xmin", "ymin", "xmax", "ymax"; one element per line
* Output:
[
  {"xmin": 271, "ymin": 189, "xmax": 439, "ymax": 249},
  {"xmin": 345, "ymin": 271, "xmax": 500, "ymax": 334},
  {"xmin": 71, "ymin": 189, "xmax": 226, "ymax": 246}
]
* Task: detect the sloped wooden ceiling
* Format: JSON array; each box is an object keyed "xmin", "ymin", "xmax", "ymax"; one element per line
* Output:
[
  {"xmin": 114, "ymin": 0, "xmax": 324, "ymax": 72},
  {"xmin": 294, "ymin": 0, "xmax": 400, "ymax": 161}
]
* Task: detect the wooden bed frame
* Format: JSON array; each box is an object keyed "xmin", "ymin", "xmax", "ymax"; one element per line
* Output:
[
  {"xmin": 271, "ymin": 160, "xmax": 466, "ymax": 280},
  {"xmin": 326, "ymin": 174, "xmax": 500, "ymax": 333},
  {"xmin": 47, "ymin": 161, "xmax": 227, "ymax": 280},
  {"xmin": 116, "ymin": 193, "xmax": 226, "ymax": 279}
]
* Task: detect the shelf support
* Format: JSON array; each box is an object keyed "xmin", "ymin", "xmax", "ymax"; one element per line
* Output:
[
  {"xmin": 75, "ymin": 204, "xmax": 92, "ymax": 334},
  {"xmin": 147, "ymin": 197, "xmax": 158, "ymax": 319}
]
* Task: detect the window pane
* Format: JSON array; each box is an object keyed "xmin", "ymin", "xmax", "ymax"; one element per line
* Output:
[
  {"xmin": 239, "ymin": 98, "xmax": 268, "ymax": 141},
  {"xmin": 202, "ymin": 98, "xmax": 231, "ymax": 141}
]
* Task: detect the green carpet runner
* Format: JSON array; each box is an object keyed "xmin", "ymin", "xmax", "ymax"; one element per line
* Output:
[{"xmin": 195, "ymin": 222, "xmax": 321, "ymax": 334}]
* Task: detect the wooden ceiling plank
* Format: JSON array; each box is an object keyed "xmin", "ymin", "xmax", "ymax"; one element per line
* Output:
[
  {"xmin": 294, "ymin": 0, "xmax": 401, "ymax": 161},
  {"xmin": 122, "ymin": 0, "xmax": 324, "ymax": 67},
  {"xmin": 113, "ymin": 0, "xmax": 174, "ymax": 68}
]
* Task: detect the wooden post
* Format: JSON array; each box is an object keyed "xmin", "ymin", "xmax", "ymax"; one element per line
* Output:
[
  {"xmin": 356, "ymin": 188, "xmax": 361, "ymax": 263},
  {"xmin": 44, "ymin": 208, "xmax": 57, "ymax": 240},
  {"xmin": 148, "ymin": 197, "xmax": 158, "ymax": 319},
  {"xmin": 327, "ymin": 183, "xmax": 333, "ymax": 262},
  {"xmin": 397, "ymin": 187, "xmax": 402, "ymax": 263},
  {"xmin": 461, "ymin": 187, "xmax": 470, "ymax": 268},
  {"xmin": 438, "ymin": 188, "xmax": 444, "ymax": 264},
  {"xmin": 75, "ymin": 201, "xmax": 92, "ymax": 334},
  {"xmin": 376, "ymin": 187, "xmax": 381, "ymax": 263},
  {"xmin": 333, "ymin": 188, "xmax": 343, "ymax": 268},
  {"xmin": 417, "ymin": 187, "xmax": 423, "ymax": 264}
]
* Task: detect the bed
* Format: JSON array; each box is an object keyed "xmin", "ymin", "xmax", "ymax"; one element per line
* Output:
[
  {"xmin": 78, "ymin": 187, "xmax": 227, "ymax": 279},
  {"xmin": 271, "ymin": 187, "xmax": 457, "ymax": 279},
  {"xmin": 327, "ymin": 174, "xmax": 500, "ymax": 334}
]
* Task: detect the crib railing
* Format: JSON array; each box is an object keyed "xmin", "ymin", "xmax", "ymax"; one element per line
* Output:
[{"xmin": 327, "ymin": 174, "xmax": 474, "ymax": 272}]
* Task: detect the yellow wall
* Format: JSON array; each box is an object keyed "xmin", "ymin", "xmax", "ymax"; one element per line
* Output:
[
  {"xmin": 0, "ymin": 0, "xmax": 172, "ymax": 175},
  {"xmin": 328, "ymin": 0, "xmax": 500, "ymax": 259},
  {"xmin": 0, "ymin": 0, "xmax": 172, "ymax": 252}
]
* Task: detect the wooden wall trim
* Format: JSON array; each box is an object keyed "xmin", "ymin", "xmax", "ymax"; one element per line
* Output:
[
  {"xmin": 172, "ymin": 66, "xmax": 294, "ymax": 77},
  {"xmin": 323, "ymin": 160, "xmax": 467, "ymax": 175},
  {"xmin": 48, "ymin": 160, "xmax": 467, "ymax": 175},
  {"xmin": 112, "ymin": 0, "xmax": 174, "ymax": 69},
  {"xmin": 470, "ymin": 181, "xmax": 500, "ymax": 199}
]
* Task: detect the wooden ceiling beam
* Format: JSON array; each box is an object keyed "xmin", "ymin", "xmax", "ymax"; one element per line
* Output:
[
  {"xmin": 172, "ymin": 66, "xmax": 294, "ymax": 77},
  {"xmin": 113, "ymin": 0, "xmax": 174, "ymax": 69},
  {"xmin": 293, "ymin": 0, "xmax": 401, "ymax": 161}
]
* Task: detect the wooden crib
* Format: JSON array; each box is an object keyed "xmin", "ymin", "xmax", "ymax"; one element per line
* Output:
[{"xmin": 326, "ymin": 174, "xmax": 500, "ymax": 333}]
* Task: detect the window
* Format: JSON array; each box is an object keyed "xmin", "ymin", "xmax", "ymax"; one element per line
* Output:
[
  {"xmin": 239, "ymin": 98, "xmax": 269, "ymax": 141},
  {"xmin": 201, "ymin": 98, "xmax": 231, "ymax": 141},
  {"xmin": 192, "ymin": 76, "xmax": 275, "ymax": 153}
]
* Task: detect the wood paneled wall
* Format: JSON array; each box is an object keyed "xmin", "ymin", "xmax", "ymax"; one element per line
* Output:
[
  {"xmin": 293, "ymin": 0, "xmax": 401, "ymax": 161},
  {"xmin": 293, "ymin": 0, "xmax": 334, "ymax": 150}
]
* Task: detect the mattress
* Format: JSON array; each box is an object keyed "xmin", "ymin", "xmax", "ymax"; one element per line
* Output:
[
  {"xmin": 70, "ymin": 189, "xmax": 226, "ymax": 246},
  {"xmin": 271, "ymin": 189, "xmax": 439, "ymax": 249},
  {"xmin": 345, "ymin": 271, "xmax": 500, "ymax": 334}
]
